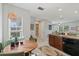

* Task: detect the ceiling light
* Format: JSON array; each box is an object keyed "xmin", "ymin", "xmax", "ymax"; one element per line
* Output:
[
  {"xmin": 59, "ymin": 15, "xmax": 63, "ymax": 18},
  {"xmin": 74, "ymin": 10, "xmax": 78, "ymax": 14},
  {"xmin": 58, "ymin": 8, "xmax": 62, "ymax": 11}
]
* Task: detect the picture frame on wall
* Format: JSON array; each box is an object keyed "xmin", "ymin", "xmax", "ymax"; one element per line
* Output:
[
  {"xmin": 76, "ymin": 26, "xmax": 79, "ymax": 31},
  {"xmin": 49, "ymin": 25, "xmax": 52, "ymax": 30},
  {"xmin": 71, "ymin": 26, "xmax": 76, "ymax": 30},
  {"xmin": 30, "ymin": 24, "xmax": 34, "ymax": 30}
]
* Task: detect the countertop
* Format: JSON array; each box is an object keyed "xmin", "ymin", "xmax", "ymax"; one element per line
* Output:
[
  {"xmin": 50, "ymin": 34, "xmax": 79, "ymax": 40},
  {"xmin": 32, "ymin": 45, "xmax": 70, "ymax": 56}
]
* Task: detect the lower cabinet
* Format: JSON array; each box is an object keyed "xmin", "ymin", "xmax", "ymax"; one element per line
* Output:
[
  {"xmin": 63, "ymin": 38, "xmax": 79, "ymax": 56},
  {"xmin": 49, "ymin": 34, "xmax": 63, "ymax": 51},
  {"xmin": 49, "ymin": 34, "xmax": 79, "ymax": 56}
]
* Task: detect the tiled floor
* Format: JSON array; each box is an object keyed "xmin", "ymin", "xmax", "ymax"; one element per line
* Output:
[
  {"xmin": 31, "ymin": 38, "xmax": 69, "ymax": 56},
  {"xmin": 31, "ymin": 38, "xmax": 49, "ymax": 56}
]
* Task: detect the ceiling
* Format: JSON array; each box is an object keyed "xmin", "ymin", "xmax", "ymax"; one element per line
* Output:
[{"xmin": 11, "ymin": 3, "xmax": 79, "ymax": 24}]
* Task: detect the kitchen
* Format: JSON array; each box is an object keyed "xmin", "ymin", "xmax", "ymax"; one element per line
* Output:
[{"xmin": 0, "ymin": 3, "xmax": 79, "ymax": 56}]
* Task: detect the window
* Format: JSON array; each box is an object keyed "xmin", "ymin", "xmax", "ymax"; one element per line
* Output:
[{"xmin": 8, "ymin": 16, "xmax": 23, "ymax": 40}]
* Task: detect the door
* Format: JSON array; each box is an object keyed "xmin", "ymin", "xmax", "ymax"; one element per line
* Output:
[
  {"xmin": 35, "ymin": 24, "xmax": 39, "ymax": 37},
  {"xmin": 35, "ymin": 21, "xmax": 42, "ymax": 39}
]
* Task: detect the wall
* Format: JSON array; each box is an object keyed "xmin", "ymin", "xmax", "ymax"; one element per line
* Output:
[
  {"xmin": 39, "ymin": 19, "xmax": 79, "ymax": 41},
  {"xmin": 60, "ymin": 20, "xmax": 79, "ymax": 33},
  {"xmin": 30, "ymin": 18, "xmax": 79, "ymax": 41},
  {"xmin": 2, "ymin": 4, "xmax": 31, "ymax": 43},
  {"xmin": 30, "ymin": 16, "xmax": 36, "ymax": 37},
  {"xmin": 43, "ymin": 20, "xmax": 49, "ymax": 40},
  {"xmin": 44, "ymin": 19, "xmax": 79, "ymax": 40},
  {"xmin": 30, "ymin": 16, "xmax": 50, "ymax": 41},
  {"xmin": 0, "ymin": 4, "xmax": 2, "ymax": 42},
  {"xmin": 30, "ymin": 17, "xmax": 46, "ymax": 40}
]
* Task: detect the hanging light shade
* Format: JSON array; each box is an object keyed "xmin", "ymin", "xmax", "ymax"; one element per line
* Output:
[{"xmin": 8, "ymin": 12, "xmax": 17, "ymax": 20}]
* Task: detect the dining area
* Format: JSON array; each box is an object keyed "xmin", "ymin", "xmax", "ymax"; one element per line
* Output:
[
  {"xmin": 0, "ymin": 3, "xmax": 78, "ymax": 56},
  {"xmin": 0, "ymin": 38, "xmax": 38, "ymax": 56}
]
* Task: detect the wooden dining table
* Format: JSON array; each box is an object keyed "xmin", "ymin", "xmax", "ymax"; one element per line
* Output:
[{"xmin": 3, "ymin": 40, "xmax": 38, "ymax": 53}]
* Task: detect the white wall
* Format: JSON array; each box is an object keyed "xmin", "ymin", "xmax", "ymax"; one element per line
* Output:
[
  {"xmin": 2, "ymin": 4, "xmax": 31, "ymax": 42},
  {"xmin": 0, "ymin": 4, "xmax": 2, "ymax": 42},
  {"xmin": 42, "ymin": 20, "xmax": 79, "ymax": 41},
  {"xmin": 30, "ymin": 16, "xmax": 36, "ymax": 37},
  {"xmin": 60, "ymin": 20, "xmax": 79, "ymax": 33},
  {"xmin": 42, "ymin": 21, "xmax": 49, "ymax": 40},
  {"xmin": 30, "ymin": 17, "xmax": 50, "ymax": 41}
]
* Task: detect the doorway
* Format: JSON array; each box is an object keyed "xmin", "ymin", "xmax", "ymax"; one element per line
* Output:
[
  {"xmin": 35, "ymin": 23, "xmax": 39, "ymax": 37},
  {"xmin": 35, "ymin": 21, "xmax": 41, "ymax": 38},
  {"xmin": 35, "ymin": 20, "xmax": 47, "ymax": 42}
]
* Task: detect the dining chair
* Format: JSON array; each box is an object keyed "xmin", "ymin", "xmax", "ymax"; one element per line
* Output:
[
  {"xmin": 0, "ymin": 43, "xmax": 3, "ymax": 52},
  {"xmin": 0, "ymin": 52, "xmax": 25, "ymax": 56},
  {"xmin": 3, "ymin": 39, "xmax": 15, "ymax": 48}
]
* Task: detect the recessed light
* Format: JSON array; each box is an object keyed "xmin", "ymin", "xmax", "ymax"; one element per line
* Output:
[
  {"xmin": 74, "ymin": 10, "xmax": 78, "ymax": 14},
  {"xmin": 59, "ymin": 15, "xmax": 63, "ymax": 18},
  {"xmin": 58, "ymin": 8, "xmax": 62, "ymax": 11}
]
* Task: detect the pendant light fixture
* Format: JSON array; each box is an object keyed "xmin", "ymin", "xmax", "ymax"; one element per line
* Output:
[{"xmin": 8, "ymin": 12, "xmax": 17, "ymax": 20}]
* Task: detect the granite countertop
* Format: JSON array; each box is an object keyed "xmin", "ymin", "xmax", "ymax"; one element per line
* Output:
[
  {"xmin": 32, "ymin": 45, "xmax": 70, "ymax": 56},
  {"xmin": 50, "ymin": 34, "xmax": 79, "ymax": 40},
  {"xmin": 59, "ymin": 35, "xmax": 79, "ymax": 40}
]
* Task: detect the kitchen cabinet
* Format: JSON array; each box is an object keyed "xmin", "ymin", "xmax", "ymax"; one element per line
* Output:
[
  {"xmin": 49, "ymin": 34, "xmax": 63, "ymax": 51},
  {"xmin": 49, "ymin": 34, "xmax": 79, "ymax": 55},
  {"xmin": 63, "ymin": 38, "xmax": 79, "ymax": 56}
]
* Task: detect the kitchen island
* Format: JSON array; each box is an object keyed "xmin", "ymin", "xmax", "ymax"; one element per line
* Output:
[{"xmin": 49, "ymin": 34, "xmax": 79, "ymax": 56}]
